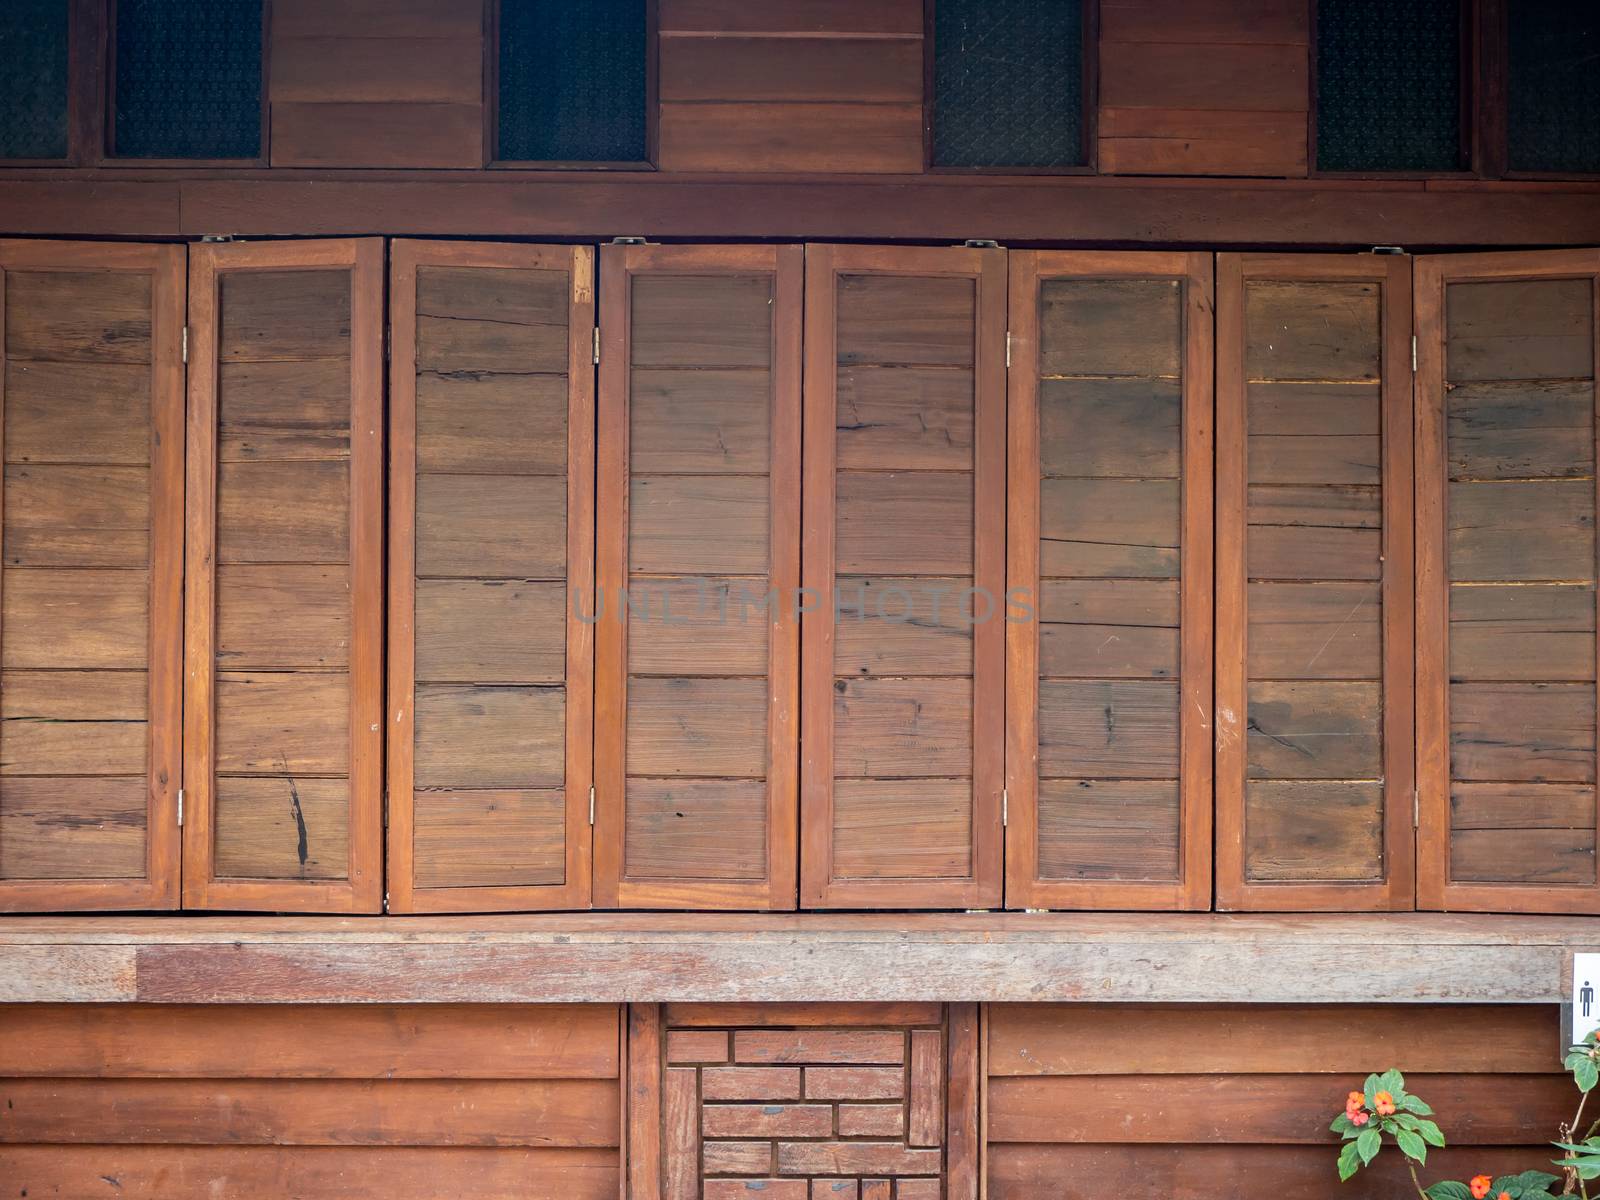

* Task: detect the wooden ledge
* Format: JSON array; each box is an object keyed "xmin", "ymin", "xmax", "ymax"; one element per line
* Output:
[{"xmin": 2, "ymin": 913, "xmax": 1597, "ymax": 1005}]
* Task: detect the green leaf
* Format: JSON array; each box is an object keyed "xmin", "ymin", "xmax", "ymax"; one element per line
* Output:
[
  {"xmin": 1576, "ymin": 1057, "xmax": 1598, "ymax": 1093},
  {"xmin": 1330, "ymin": 1113, "xmax": 1357, "ymax": 1135},
  {"xmin": 1363, "ymin": 1073, "xmax": 1382, "ymax": 1107},
  {"xmin": 1338, "ymin": 1139, "xmax": 1362, "ymax": 1182},
  {"xmin": 1418, "ymin": 1119, "xmax": 1446, "ymax": 1148},
  {"xmin": 1356, "ymin": 1127, "xmax": 1381, "ymax": 1166},
  {"xmin": 1401, "ymin": 1093, "xmax": 1435, "ymax": 1116},
  {"xmin": 1377, "ymin": 1068, "xmax": 1406, "ymax": 1097},
  {"xmin": 1566, "ymin": 1052, "xmax": 1588, "ymax": 1071},
  {"xmin": 1423, "ymin": 1183, "xmax": 1474, "ymax": 1200},
  {"xmin": 1390, "ymin": 1112, "xmax": 1422, "ymax": 1131},
  {"xmin": 1396, "ymin": 1129, "xmax": 1427, "ymax": 1164},
  {"xmin": 1510, "ymin": 1171, "xmax": 1560, "ymax": 1191}
]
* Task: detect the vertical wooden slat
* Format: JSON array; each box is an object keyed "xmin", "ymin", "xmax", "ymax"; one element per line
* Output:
[
  {"xmin": 386, "ymin": 240, "xmax": 594, "ymax": 913},
  {"xmin": 662, "ymin": 1065, "xmax": 699, "ymax": 1200},
  {"xmin": 801, "ymin": 243, "xmax": 1006, "ymax": 909},
  {"xmin": 594, "ymin": 243, "xmax": 800, "ymax": 910},
  {"xmin": 627, "ymin": 1004, "xmax": 664, "ymax": 1200},
  {"xmin": 1005, "ymin": 251, "xmax": 1213, "ymax": 911},
  {"xmin": 946, "ymin": 1002, "xmax": 980, "ymax": 1200},
  {"xmin": 0, "ymin": 240, "xmax": 182, "ymax": 911},
  {"xmin": 182, "ymin": 239, "xmax": 384, "ymax": 914}
]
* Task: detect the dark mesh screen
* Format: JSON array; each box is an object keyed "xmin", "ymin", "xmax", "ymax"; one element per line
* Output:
[
  {"xmin": 933, "ymin": 0, "xmax": 1085, "ymax": 169},
  {"xmin": 1317, "ymin": 0, "xmax": 1463, "ymax": 172},
  {"xmin": 0, "ymin": 0, "xmax": 69, "ymax": 160},
  {"xmin": 1509, "ymin": 0, "xmax": 1600, "ymax": 174},
  {"xmin": 497, "ymin": 0, "xmax": 647, "ymax": 163},
  {"xmin": 114, "ymin": 0, "xmax": 261, "ymax": 159}
]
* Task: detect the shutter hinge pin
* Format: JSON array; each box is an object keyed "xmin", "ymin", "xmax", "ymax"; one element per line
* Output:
[
  {"xmin": 610, "ymin": 236, "xmax": 649, "ymax": 245},
  {"xmin": 1412, "ymin": 336, "xmax": 1418, "ymax": 372},
  {"xmin": 181, "ymin": 326, "xmax": 188, "ymax": 364},
  {"xmin": 1001, "ymin": 787, "xmax": 1008, "ymax": 827},
  {"xmin": 1413, "ymin": 790, "xmax": 1420, "ymax": 829},
  {"xmin": 1005, "ymin": 332, "xmax": 1012, "ymax": 369},
  {"xmin": 593, "ymin": 327, "xmax": 601, "ymax": 365},
  {"xmin": 589, "ymin": 785, "xmax": 596, "ymax": 826},
  {"xmin": 963, "ymin": 239, "xmax": 1001, "ymax": 248},
  {"xmin": 176, "ymin": 788, "xmax": 184, "ymax": 827},
  {"xmin": 1369, "ymin": 245, "xmax": 1405, "ymax": 255},
  {"xmin": 200, "ymin": 234, "xmax": 235, "ymax": 243}
]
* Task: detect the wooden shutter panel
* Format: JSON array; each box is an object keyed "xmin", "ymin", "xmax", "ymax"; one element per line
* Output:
[
  {"xmin": 1005, "ymin": 251, "xmax": 1213, "ymax": 910},
  {"xmin": 387, "ymin": 241, "xmax": 595, "ymax": 913},
  {"xmin": 801, "ymin": 244, "xmax": 1005, "ymax": 909},
  {"xmin": 1216, "ymin": 254, "xmax": 1415, "ymax": 910},
  {"xmin": 1418, "ymin": 249, "xmax": 1600, "ymax": 913},
  {"xmin": 183, "ymin": 239, "xmax": 383, "ymax": 913},
  {"xmin": 0, "ymin": 241, "xmax": 183, "ymax": 911},
  {"xmin": 595, "ymin": 244, "xmax": 801, "ymax": 909}
]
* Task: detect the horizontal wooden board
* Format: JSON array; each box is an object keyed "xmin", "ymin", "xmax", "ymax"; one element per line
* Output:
[
  {"xmin": 623, "ymin": 779, "xmax": 767, "ymax": 881},
  {"xmin": 836, "ymin": 276, "xmax": 975, "ymax": 368},
  {"xmin": 833, "ymin": 780, "xmax": 972, "ymax": 879},
  {"xmin": 1036, "ymin": 780, "xmax": 1181, "ymax": 882},
  {"xmin": 658, "ymin": 103, "xmax": 923, "ymax": 174},
  {"xmin": 630, "ymin": 476, "xmax": 770, "ymax": 575},
  {"xmin": 631, "ymin": 276, "xmax": 773, "ymax": 370},
  {"xmin": 1447, "ymin": 379, "xmax": 1593, "ymax": 481},
  {"xmin": 1100, "ymin": 0, "xmax": 1309, "ymax": 44},
  {"xmin": 218, "ymin": 360, "xmax": 350, "ymax": 462},
  {"xmin": 626, "ymin": 577, "xmax": 770, "ymax": 676},
  {"xmin": 1244, "ymin": 281, "xmax": 1379, "ymax": 383},
  {"xmin": 3, "ymin": 271, "xmax": 151, "ymax": 364},
  {"xmin": 986, "ymin": 1003, "xmax": 1559, "ymax": 1075},
  {"xmin": 1452, "ymin": 827, "xmax": 1597, "ymax": 885},
  {"xmin": 415, "ymin": 474, "xmax": 565, "ymax": 579},
  {"xmin": 1037, "ymin": 680, "xmax": 1180, "ymax": 779},
  {"xmin": 1100, "ymin": 41, "xmax": 1307, "ymax": 112},
  {"xmin": 416, "ymin": 371, "xmax": 567, "ymax": 475},
  {"xmin": 1039, "ymin": 378, "xmax": 1181, "ymax": 479},
  {"xmin": 1450, "ymin": 584, "xmax": 1596, "ymax": 681},
  {"xmin": 415, "ymin": 266, "xmax": 569, "ymax": 375},
  {"xmin": 0, "ymin": 778, "xmax": 145, "ymax": 881},
  {"xmin": 835, "ymin": 471, "xmax": 973, "ymax": 575},
  {"xmin": 836, "ymin": 366, "xmax": 973, "ymax": 471},
  {"xmin": 412, "ymin": 790, "xmax": 566, "ymax": 889},
  {"xmin": 4, "ymin": 464, "xmax": 148, "ymax": 567},
  {"xmin": 0, "ymin": 1004, "xmax": 622, "ymax": 1078},
  {"xmin": 1246, "ymin": 681, "xmax": 1381, "ymax": 780},
  {"xmin": 1247, "ymin": 484, "xmax": 1381, "ymax": 581},
  {"xmin": 217, "ymin": 460, "xmax": 349, "ymax": 565},
  {"xmin": 1099, "ymin": 108, "xmax": 1308, "ymax": 177},
  {"xmin": 1247, "ymin": 383, "xmax": 1380, "ymax": 486},
  {"xmin": 658, "ymin": 0, "xmax": 924, "ymax": 35},
  {"xmin": 1246, "ymin": 582, "xmax": 1381, "ymax": 680},
  {"xmin": 831, "ymin": 677, "xmax": 972, "ymax": 778},
  {"xmin": 626, "ymin": 677, "xmax": 767, "ymax": 778},
  {"xmin": 273, "ymin": 0, "xmax": 486, "ymax": 39},
  {"xmin": 1038, "ymin": 579, "xmax": 1179, "ymax": 680},
  {"xmin": 1448, "ymin": 479, "xmax": 1596, "ymax": 582},
  {"xmin": 214, "ymin": 673, "xmax": 349, "ymax": 777},
  {"xmin": 659, "ymin": 36, "xmax": 921, "ymax": 103},
  {"xmin": 1243, "ymin": 781, "xmax": 1383, "ymax": 882},
  {"xmin": 832, "ymin": 576, "xmax": 975, "ymax": 677},
  {"xmin": 413, "ymin": 684, "xmax": 564, "ymax": 790},
  {"xmin": 1445, "ymin": 278, "xmax": 1595, "ymax": 382},
  {"xmin": 1039, "ymin": 478, "xmax": 1179, "ymax": 579},
  {"xmin": 2, "ymin": 569, "xmax": 147, "ymax": 669},
  {"xmin": 631, "ymin": 368, "xmax": 770, "ymax": 474},
  {"xmin": 0, "ymin": 670, "xmax": 146, "ymax": 776},
  {"xmin": 213, "ymin": 777, "xmax": 349, "ymax": 881},
  {"xmin": 4, "ymin": 361, "xmax": 150, "ymax": 465},
  {"xmin": 272, "ymin": 102, "xmax": 484, "ymax": 169},
  {"xmin": 1450, "ymin": 682, "xmax": 1597, "ymax": 783},
  {"xmin": 1038, "ymin": 279, "xmax": 1182, "ymax": 380},
  {"xmin": 270, "ymin": 36, "xmax": 482, "ymax": 105},
  {"xmin": 218, "ymin": 270, "xmax": 350, "ymax": 362},
  {"xmin": 665, "ymin": 1004, "xmax": 942, "ymax": 1029},
  {"xmin": 416, "ymin": 580, "xmax": 565, "ymax": 684},
  {"xmin": 1452, "ymin": 782, "xmax": 1596, "ymax": 830},
  {"xmin": 216, "ymin": 565, "xmax": 349, "ymax": 671}
]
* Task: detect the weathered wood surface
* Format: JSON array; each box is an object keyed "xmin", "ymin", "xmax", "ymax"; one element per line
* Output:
[{"xmin": 0, "ymin": 914, "xmax": 1597, "ymax": 1003}]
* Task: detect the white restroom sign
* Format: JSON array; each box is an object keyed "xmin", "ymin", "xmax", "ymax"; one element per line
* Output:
[{"xmin": 1575, "ymin": 954, "xmax": 1600, "ymax": 1044}]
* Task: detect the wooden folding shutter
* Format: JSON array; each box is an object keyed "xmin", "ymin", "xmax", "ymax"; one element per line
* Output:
[
  {"xmin": 1216, "ymin": 254, "xmax": 1415, "ymax": 910},
  {"xmin": 801, "ymin": 244, "xmax": 1005, "ymax": 909},
  {"xmin": 1005, "ymin": 252, "xmax": 1213, "ymax": 911},
  {"xmin": 0, "ymin": 242, "xmax": 182, "ymax": 911},
  {"xmin": 388, "ymin": 241, "xmax": 595, "ymax": 913},
  {"xmin": 183, "ymin": 239, "xmax": 383, "ymax": 913},
  {"xmin": 595, "ymin": 244, "xmax": 801, "ymax": 909},
  {"xmin": 1417, "ymin": 249, "xmax": 1600, "ymax": 913}
]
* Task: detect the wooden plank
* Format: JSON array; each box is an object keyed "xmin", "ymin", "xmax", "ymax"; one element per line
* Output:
[
  {"xmin": 216, "ymin": 566, "xmax": 349, "ymax": 671},
  {"xmin": 1037, "ymin": 681, "xmax": 1179, "ymax": 778},
  {"xmin": 415, "ymin": 266, "xmax": 569, "ymax": 374},
  {"xmin": 3, "ymin": 464, "xmax": 148, "ymax": 567},
  {"xmin": 272, "ymin": 0, "xmax": 486, "ymax": 38},
  {"xmin": 213, "ymin": 777, "xmax": 349, "ymax": 881},
  {"xmin": 1244, "ymin": 281, "xmax": 1380, "ymax": 382},
  {"xmin": 1449, "ymin": 479, "xmax": 1596, "ymax": 582},
  {"xmin": 1247, "ymin": 484, "xmax": 1381, "ymax": 581},
  {"xmin": 218, "ymin": 361, "xmax": 350, "ymax": 462},
  {"xmin": 908, "ymin": 1029, "xmax": 941, "ymax": 1147},
  {"xmin": 1450, "ymin": 682, "xmax": 1597, "ymax": 783},
  {"xmin": 216, "ymin": 460, "xmax": 349, "ymax": 565},
  {"xmin": 627, "ymin": 1005, "xmax": 663, "ymax": 1200},
  {"xmin": 629, "ymin": 476, "xmax": 770, "ymax": 575},
  {"xmin": 833, "ymin": 577, "xmax": 974, "ymax": 677},
  {"xmin": 1243, "ymin": 782, "xmax": 1384, "ymax": 882},
  {"xmin": 1445, "ymin": 278, "xmax": 1594, "ymax": 382},
  {"xmin": 626, "ymin": 678, "xmax": 767, "ymax": 778},
  {"xmin": 1453, "ymin": 827, "xmax": 1597, "ymax": 885},
  {"xmin": 624, "ymin": 780, "xmax": 768, "ymax": 881},
  {"xmin": 837, "ymin": 275, "xmax": 976, "ymax": 368},
  {"xmin": 659, "ymin": 37, "xmax": 921, "ymax": 103},
  {"xmin": 214, "ymin": 673, "xmax": 349, "ymax": 776},
  {"xmin": 1038, "ymin": 279, "xmax": 1181, "ymax": 379},
  {"xmin": 631, "ymin": 369, "xmax": 770, "ymax": 474},
  {"xmin": 1246, "ymin": 383, "xmax": 1380, "ymax": 486},
  {"xmin": 1447, "ymin": 379, "xmax": 1593, "ymax": 480},
  {"xmin": 658, "ymin": 104, "xmax": 923, "ymax": 174},
  {"xmin": 667, "ymin": 1004, "xmax": 943, "ymax": 1028},
  {"xmin": 658, "ymin": 0, "xmax": 924, "ymax": 35},
  {"xmin": 1450, "ymin": 584, "xmax": 1596, "ymax": 681},
  {"xmin": 1039, "ymin": 379, "xmax": 1181, "ymax": 479},
  {"xmin": 415, "ymin": 580, "xmax": 565, "ymax": 684},
  {"xmin": 1100, "ymin": 42, "xmax": 1307, "ymax": 112},
  {"xmin": 837, "ymin": 367, "xmax": 974, "ymax": 471},
  {"xmin": 1245, "ymin": 681, "xmax": 1381, "ymax": 779},
  {"xmin": 3, "ymin": 361, "xmax": 149, "ymax": 464},
  {"xmin": 1038, "ymin": 579, "xmax": 1179, "ymax": 680},
  {"xmin": 415, "ymin": 474, "xmax": 565, "ymax": 579},
  {"xmin": 412, "ymin": 791, "xmax": 567, "ymax": 889},
  {"xmin": 630, "ymin": 276, "xmax": 774, "ymax": 369},
  {"xmin": 413, "ymin": 684, "xmax": 564, "ymax": 789},
  {"xmin": 1036, "ymin": 781, "xmax": 1180, "ymax": 882},
  {"xmin": 271, "ymin": 102, "xmax": 484, "ymax": 169},
  {"xmin": 1038, "ymin": 478, "xmax": 1179, "ymax": 578},
  {"xmin": 0, "ymin": 670, "xmax": 146, "ymax": 776},
  {"xmin": 833, "ymin": 781, "xmax": 972, "ymax": 879},
  {"xmin": 2, "ymin": 569, "xmax": 148, "ymax": 669},
  {"xmin": 218, "ymin": 270, "xmax": 350, "ymax": 362},
  {"xmin": 270, "ymin": 36, "xmax": 482, "ymax": 105},
  {"xmin": 835, "ymin": 471, "xmax": 973, "ymax": 575},
  {"xmin": 663, "ymin": 1067, "xmax": 700, "ymax": 1200},
  {"xmin": 626, "ymin": 577, "xmax": 770, "ymax": 677},
  {"xmin": 3, "ymin": 270, "xmax": 150, "ymax": 363},
  {"xmin": 0, "ymin": 778, "xmax": 145, "ymax": 880},
  {"xmin": 416, "ymin": 372, "xmax": 567, "ymax": 475},
  {"xmin": 1245, "ymin": 582, "xmax": 1381, "ymax": 679},
  {"xmin": 831, "ymin": 678, "xmax": 972, "ymax": 778},
  {"xmin": 1100, "ymin": 109, "xmax": 1307, "ymax": 177},
  {"xmin": 1099, "ymin": 0, "xmax": 1308, "ymax": 45}
]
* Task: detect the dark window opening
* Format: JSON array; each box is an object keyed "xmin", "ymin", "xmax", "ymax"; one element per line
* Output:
[
  {"xmin": 0, "ymin": 0, "xmax": 69, "ymax": 161},
  {"xmin": 1509, "ymin": 0, "xmax": 1600, "ymax": 174}
]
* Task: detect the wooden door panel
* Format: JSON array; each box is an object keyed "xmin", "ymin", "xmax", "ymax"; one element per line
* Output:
[
  {"xmin": 0, "ymin": 242, "xmax": 182, "ymax": 911},
  {"xmin": 1216, "ymin": 254, "xmax": 1414, "ymax": 911},
  {"xmin": 1417, "ymin": 250, "xmax": 1600, "ymax": 913},
  {"xmin": 388, "ymin": 240, "xmax": 594, "ymax": 913},
  {"xmin": 1006, "ymin": 251, "xmax": 1213, "ymax": 911},
  {"xmin": 184, "ymin": 239, "xmax": 383, "ymax": 913},
  {"xmin": 595, "ymin": 244, "xmax": 801, "ymax": 910},
  {"xmin": 802, "ymin": 244, "xmax": 1004, "ymax": 909}
]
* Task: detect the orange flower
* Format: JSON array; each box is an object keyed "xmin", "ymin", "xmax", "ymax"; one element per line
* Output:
[
  {"xmin": 1469, "ymin": 1176, "xmax": 1493, "ymax": 1200},
  {"xmin": 1497, "ymin": 1193, "xmax": 1511, "ymax": 1200},
  {"xmin": 1374, "ymin": 1090, "xmax": 1397, "ymax": 1115},
  {"xmin": 1346, "ymin": 1091, "xmax": 1366, "ymax": 1110},
  {"xmin": 1348, "ymin": 1109, "xmax": 1369, "ymax": 1126}
]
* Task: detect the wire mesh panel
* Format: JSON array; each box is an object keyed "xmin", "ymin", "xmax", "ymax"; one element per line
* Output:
[
  {"xmin": 1509, "ymin": 0, "xmax": 1600, "ymax": 174},
  {"xmin": 0, "ymin": 0, "xmax": 68, "ymax": 160}
]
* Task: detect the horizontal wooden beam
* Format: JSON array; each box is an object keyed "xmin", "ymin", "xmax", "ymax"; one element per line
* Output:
[
  {"xmin": 1, "ymin": 913, "xmax": 1595, "ymax": 1004},
  {"xmin": 0, "ymin": 173, "xmax": 1598, "ymax": 245}
]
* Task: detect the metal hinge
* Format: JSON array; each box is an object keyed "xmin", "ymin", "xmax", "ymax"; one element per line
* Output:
[
  {"xmin": 1001, "ymin": 787, "xmax": 1008, "ymax": 827},
  {"xmin": 200, "ymin": 234, "xmax": 235, "ymax": 243},
  {"xmin": 181, "ymin": 326, "xmax": 188, "ymax": 364},
  {"xmin": 593, "ymin": 327, "xmax": 601, "ymax": 365},
  {"xmin": 176, "ymin": 788, "xmax": 184, "ymax": 827},
  {"xmin": 589, "ymin": 785, "xmax": 596, "ymax": 826},
  {"xmin": 1369, "ymin": 245, "xmax": 1405, "ymax": 255},
  {"xmin": 383, "ymin": 892, "xmax": 390, "ymax": 912},
  {"xmin": 610, "ymin": 236, "xmax": 649, "ymax": 245},
  {"xmin": 1413, "ymin": 790, "xmax": 1420, "ymax": 828},
  {"xmin": 1412, "ymin": 336, "xmax": 1418, "ymax": 372},
  {"xmin": 963, "ymin": 239, "xmax": 1001, "ymax": 249},
  {"xmin": 1006, "ymin": 333, "xmax": 1014, "ymax": 369}
]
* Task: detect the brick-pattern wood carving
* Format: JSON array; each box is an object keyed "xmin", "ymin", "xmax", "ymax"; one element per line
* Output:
[{"xmin": 658, "ymin": 1004, "xmax": 964, "ymax": 1199}]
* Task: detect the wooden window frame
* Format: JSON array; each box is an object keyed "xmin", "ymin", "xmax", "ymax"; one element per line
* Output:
[
  {"xmin": 594, "ymin": 242, "xmax": 802, "ymax": 910},
  {"xmin": 386, "ymin": 239, "xmax": 596, "ymax": 914},
  {"xmin": 0, "ymin": 239, "xmax": 184, "ymax": 912},
  {"xmin": 923, "ymin": 0, "xmax": 1099, "ymax": 176},
  {"xmin": 1416, "ymin": 247, "xmax": 1600, "ymax": 914},
  {"xmin": 1215, "ymin": 252, "xmax": 1416, "ymax": 912},
  {"xmin": 181, "ymin": 237, "xmax": 383, "ymax": 913},
  {"xmin": 486, "ymin": 0, "xmax": 659, "ymax": 171},
  {"xmin": 1004, "ymin": 250, "xmax": 1214, "ymax": 912},
  {"xmin": 800, "ymin": 242, "xmax": 1006, "ymax": 910},
  {"xmin": 102, "ymin": 0, "xmax": 272, "ymax": 167}
]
